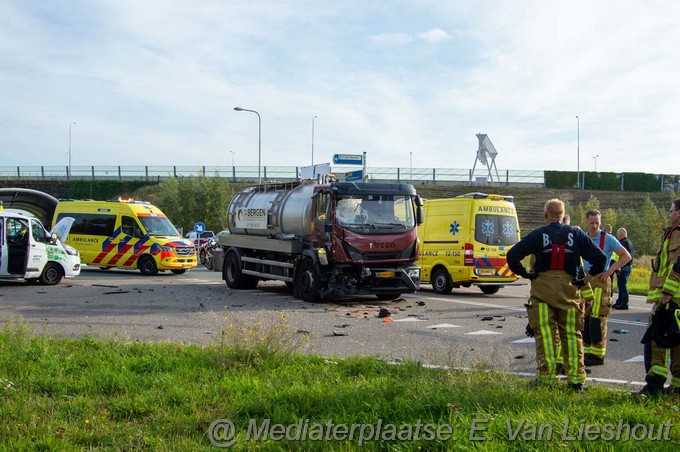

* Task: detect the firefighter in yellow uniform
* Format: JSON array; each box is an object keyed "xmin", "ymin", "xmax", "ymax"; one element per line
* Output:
[
  {"xmin": 639, "ymin": 198, "xmax": 680, "ymax": 396},
  {"xmin": 508, "ymin": 199, "xmax": 607, "ymax": 390}
]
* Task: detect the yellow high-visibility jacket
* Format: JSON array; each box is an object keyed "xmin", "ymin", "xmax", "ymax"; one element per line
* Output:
[{"xmin": 648, "ymin": 226, "xmax": 680, "ymax": 303}]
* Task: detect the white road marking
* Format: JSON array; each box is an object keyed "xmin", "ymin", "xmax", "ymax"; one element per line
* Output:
[
  {"xmin": 390, "ymin": 362, "xmax": 646, "ymax": 388},
  {"xmin": 466, "ymin": 330, "xmax": 502, "ymax": 335},
  {"xmin": 394, "ymin": 317, "xmax": 425, "ymax": 322},
  {"xmin": 625, "ymin": 355, "xmax": 645, "ymax": 363},
  {"xmin": 589, "ymin": 377, "xmax": 628, "ymax": 385},
  {"xmin": 427, "ymin": 323, "xmax": 462, "ymax": 328},
  {"xmin": 422, "ymin": 295, "xmax": 648, "ymax": 327},
  {"xmin": 422, "ymin": 296, "xmax": 526, "ymax": 312},
  {"xmin": 512, "ymin": 337, "xmax": 536, "ymax": 344}
]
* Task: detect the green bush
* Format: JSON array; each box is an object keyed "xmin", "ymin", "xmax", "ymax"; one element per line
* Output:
[
  {"xmin": 545, "ymin": 171, "xmax": 578, "ymax": 189},
  {"xmin": 155, "ymin": 175, "xmax": 234, "ymax": 234},
  {"xmin": 546, "ymin": 171, "xmax": 662, "ymax": 192},
  {"xmin": 622, "ymin": 172, "xmax": 660, "ymax": 192}
]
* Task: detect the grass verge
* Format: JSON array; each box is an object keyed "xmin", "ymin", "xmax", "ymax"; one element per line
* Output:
[
  {"xmin": 0, "ymin": 318, "xmax": 678, "ymax": 450},
  {"xmin": 614, "ymin": 256, "xmax": 652, "ymax": 297}
]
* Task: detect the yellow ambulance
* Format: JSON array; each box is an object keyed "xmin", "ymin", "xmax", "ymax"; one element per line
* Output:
[
  {"xmin": 53, "ymin": 199, "xmax": 196, "ymax": 275},
  {"xmin": 418, "ymin": 192, "xmax": 520, "ymax": 295}
]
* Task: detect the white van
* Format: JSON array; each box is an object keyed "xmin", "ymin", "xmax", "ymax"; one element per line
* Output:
[{"xmin": 0, "ymin": 203, "xmax": 81, "ymax": 285}]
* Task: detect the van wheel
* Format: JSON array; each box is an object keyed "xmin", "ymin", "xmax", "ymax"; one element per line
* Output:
[
  {"xmin": 138, "ymin": 256, "xmax": 159, "ymax": 276},
  {"xmin": 295, "ymin": 259, "xmax": 321, "ymax": 303},
  {"xmin": 99, "ymin": 266, "xmax": 111, "ymax": 271},
  {"xmin": 171, "ymin": 269, "xmax": 186, "ymax": 275},
  {"xmin": 480, "ymin": 286, "xmax": 500, "ymax": 295},
  {"xmin": 40, "ymin": 263, "xmax": 63, "ymax": 285},
  {"xmin": 431, "ymin": 268, "xmax": 453, "ymax": 294}
]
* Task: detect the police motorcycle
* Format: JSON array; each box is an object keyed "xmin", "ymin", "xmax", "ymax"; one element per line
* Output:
[{"xmin": 199, "ymin": 237, "xmax": 219, "ymax": 270}]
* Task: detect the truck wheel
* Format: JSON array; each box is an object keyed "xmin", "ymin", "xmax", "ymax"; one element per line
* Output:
[
  {"xmin": 431, "ymin": 268, "xmax": 453, "ymax": 294},
  {"xmin": 376, "ymin": 293, "xmax": 401, "ymax": 301},
  {"xmin": 480, "ymin": 285, "xmax": 500, "ymax": 295},
  {"xmin": 295, "ymin": 259, "xmax": 321, "ymax": 303},
  {"xmin": 224, "ymin": 252, "xmax": 250, "ymax": 289},
  {"xmin": 138, "ymin": 256, "xmax": 159, "ymax": 276},
  {"xmin": 39, "ymin": 263, "xmax": 63, "ymax": 285},
  {"xmin": 171, "ymin": 269, "xmax": 186, "ymax": 275}
]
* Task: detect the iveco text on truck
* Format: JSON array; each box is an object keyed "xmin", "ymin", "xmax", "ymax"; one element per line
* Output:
[{"xmin": 214, "ymin": 181, "xmax": 423, "ymax": 302}]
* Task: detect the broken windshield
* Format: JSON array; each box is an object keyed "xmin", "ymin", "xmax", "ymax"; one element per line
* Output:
[{"xmin": 335, "ymin": 194, "xmax": 414, "ymax": 232}]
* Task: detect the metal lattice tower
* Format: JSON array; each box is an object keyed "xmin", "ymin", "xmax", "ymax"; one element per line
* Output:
[{"xmin": 471, "ymin": 133, "xmax": 500, "ymax": 184}]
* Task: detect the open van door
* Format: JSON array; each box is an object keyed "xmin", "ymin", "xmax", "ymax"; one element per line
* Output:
[
  {"xmin": 0, "ymin": 216, "xmax": 5, "ymax": 276},
  {"xmin": 5, "ymin": 217, "xmax": 31, "ymax": 275},
  {"xmin": 25, "ymin": 218, "xmax": 50, "ymax": 279}
]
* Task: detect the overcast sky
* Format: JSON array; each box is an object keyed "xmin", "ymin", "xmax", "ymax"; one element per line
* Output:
[{"xmin": 1, "ymin": 1, "xmax": 678, "ymax": 175}]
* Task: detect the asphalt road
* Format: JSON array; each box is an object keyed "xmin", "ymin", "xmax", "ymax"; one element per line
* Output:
[{"xmin": 0, "ymin": 266, "xmax": 652, "ymax": 389}]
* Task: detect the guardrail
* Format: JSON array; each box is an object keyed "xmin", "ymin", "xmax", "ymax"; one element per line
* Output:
[{"xmin": 0, "ymin": 165, "xmax": 545, "ymax": 187}]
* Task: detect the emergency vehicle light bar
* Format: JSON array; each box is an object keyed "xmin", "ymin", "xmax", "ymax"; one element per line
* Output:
[
  {"xmin": 106, "ymin": 197, "xmax": 151, "ymax": 204},
  {"xmin": 460, "ymin": 192, "xmax": 514, "ymax": 202}
]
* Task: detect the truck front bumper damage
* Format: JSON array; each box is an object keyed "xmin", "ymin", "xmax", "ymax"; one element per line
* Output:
[{"xmin": 323, "ymin": 264, "xmax": 421, "ymax": 298}]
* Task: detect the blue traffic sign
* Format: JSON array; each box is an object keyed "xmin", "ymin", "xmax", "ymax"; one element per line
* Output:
[
  {"xmin": 333, "ymin": 154, "xmax": 363, "ymax": 165},
  {"xmin": 194, "ymin": 222, "xmax": 206, "ymax": 233},
  {"xmin": 345, "ymin": 170, "xmax": 364, "ymax": 181}
]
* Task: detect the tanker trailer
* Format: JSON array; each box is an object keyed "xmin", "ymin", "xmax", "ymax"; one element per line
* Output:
[{"xmin": 214, "ymin": 181, "xmax": 423, "ymax": 302}]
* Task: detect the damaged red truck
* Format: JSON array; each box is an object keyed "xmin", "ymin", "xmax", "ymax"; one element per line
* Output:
[{"xmin": 213, "ymin": 181, "xmax": 423, "ymax": 302}]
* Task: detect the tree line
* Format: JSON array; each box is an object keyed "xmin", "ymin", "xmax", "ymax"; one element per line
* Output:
[{"xmin": 154, "ymin": 176, "xmax": 234, "ymax": 236}]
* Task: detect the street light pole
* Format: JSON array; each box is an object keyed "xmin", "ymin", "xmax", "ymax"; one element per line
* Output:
[
  {"xmin": 234, "ymin": 107, "xmax": 262, "ymax": 184},
  {"xmin": 229, "ymin": 150, "xmax": 236, "ymax": 167},
  {"xmin": 311, "ymin": 115, "xmax": 317, "ymax": 165},
  {"xmin": 410, "ymin": 151, "xmax": 412, "ymax": 182},
  {"xmin": 593, "ymin": 154, "xmax": 599, "ymax": 172},
  {"xmin": 68, "ymin": 121, "xmax": 76, "ymax": 178},
  {"xmin": 576, "ymin": 115, "xmax": 579, "ymax": 189}
]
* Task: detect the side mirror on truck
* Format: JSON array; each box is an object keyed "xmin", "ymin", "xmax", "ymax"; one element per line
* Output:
[{"xmin": 415, "ymin": 195, "xmax": 424, "ymax": 226}]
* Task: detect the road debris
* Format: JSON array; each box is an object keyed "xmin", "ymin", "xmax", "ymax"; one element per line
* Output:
[{"xmin": 378, "ymin": 308, "xmax": 391, "ymax": 318}]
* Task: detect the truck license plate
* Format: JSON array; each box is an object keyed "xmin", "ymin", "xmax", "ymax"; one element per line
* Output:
[
  {"xmin": 478, "ymin": 268, "xmax": 495, "ymax": 276},
  {"xmin": 376, "ymin": 271, "xmax": 396, "ymax": 278}
]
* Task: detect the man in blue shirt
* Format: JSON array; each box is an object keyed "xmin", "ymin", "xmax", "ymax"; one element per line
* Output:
[{"xmin": 582, "ymin": 210, "xmax": 632, "ymax": 366}]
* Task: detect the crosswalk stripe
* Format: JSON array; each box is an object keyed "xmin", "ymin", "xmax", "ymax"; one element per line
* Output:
[{"xmin": 625, "ymin": 355, "xmax": 645, "ymax": 363}]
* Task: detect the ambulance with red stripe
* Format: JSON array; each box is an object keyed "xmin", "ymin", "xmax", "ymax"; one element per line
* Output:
[
  {"xmin": 417, "ymin": 193, "xmax": 520, "ymax": 295},
  {"xmin": 53, "ymin": 199, "xmax": 197, "ymax": 275}
]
